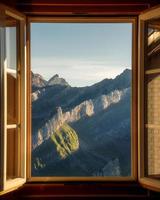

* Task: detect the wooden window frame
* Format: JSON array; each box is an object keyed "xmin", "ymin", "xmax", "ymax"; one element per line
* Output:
[
  {"xmin": 26, "ymin": 16, "xmax": 138, "ymax": 182},
  {"xmin": 0, "ymin": 3, "xmax": 26, "ymax": 195},
  {"xmin": 0, "ymin": 2, "xmax": 160, "ymax": 197},
  {"xmin": 138, "ymin": 5, "xmax": 160, "ymax": 192}
]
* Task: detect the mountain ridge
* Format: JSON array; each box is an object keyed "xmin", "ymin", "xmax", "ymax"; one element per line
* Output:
[
  {"xmin": 32, "ymin": 72, "xmax": 70, "ymax": 89},
  {"xmin": 31, "ymin": 68, "xmax": 131, "ymax": 177},
  {"xmin": 32, "ymin": 88, "xmax": 129, "ymax": 149},
  {"xmin": 32, "ymin": 68, "xmax": 131, "ymax": 89},
  {"xmin": 32, "ymin": 86, "xmax": 131, "ymax": 176},
  {"xmin": 48, "ymin": 74, "xmax": 69, "ymax": 86}
]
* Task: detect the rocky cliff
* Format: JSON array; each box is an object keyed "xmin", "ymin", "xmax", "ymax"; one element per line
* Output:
[
  {"xmin": 32, "ymin": 88, "xmax": 129, "ymax": 149},
  {"xmin": 31, "ymin": 69, "xmax": 131, "ymax": 176}
]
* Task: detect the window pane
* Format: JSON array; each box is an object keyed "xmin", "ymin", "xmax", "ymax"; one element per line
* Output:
[
  {"xmin": 0, "ymin": 8, "xmax": 26, "ymax": 190},
  {"xmin": 144, "ymin": 16, "xmax": 160, "ymax": 179},
  {"xmin": 145, "ymin": 73, "xmax": 160, "ymax": 125},
  {"xmin": 7, "ymin": 72, "xmax": 18, "ymax": 124},
  {"xmin": 5, "ymin": 15, "xmax": 17, "ymax": 70},
  {"xmin": 146, "ymin": 18, "xmax": 160, "ymax": 70},
  {"xmin": 7, "ymin": 128, "xmax": 20, "ymax": 180},
  {"xmin": 31, "ymin": 23, "xmax": 132, "ymax": 177},
  {"xmin": 147, "ymin": 128, "xmax": 160, "ymax": 177},
  {"xmin": 5, "ymin": 15, "xmax": 19, "ymax": 125}
]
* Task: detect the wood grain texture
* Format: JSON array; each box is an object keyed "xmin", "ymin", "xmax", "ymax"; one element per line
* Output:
[{"xmin": 2, "ymin": 0, "xmax": 159, "ymax": 15}]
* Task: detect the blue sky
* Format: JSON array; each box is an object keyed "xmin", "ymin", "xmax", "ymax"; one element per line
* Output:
[{"xmin": 31, "ymin": 23, "xmax": 132, "ymax": 87}]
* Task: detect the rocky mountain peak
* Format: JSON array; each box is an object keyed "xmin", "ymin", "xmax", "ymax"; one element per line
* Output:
[
  {"xmin": 52, "ymin": 74, "xmax": 59, "ymax": 79},
  {"xmin": 32, "ymin": 72, "xmax": 47, "ymax": 88},
  {"xmin": 116, "ymin": 68, "xmax": 131, "ymax": 79},
  {"xmin": 47, "ymin": 74, "xmax": 69, "ymax": 86}
]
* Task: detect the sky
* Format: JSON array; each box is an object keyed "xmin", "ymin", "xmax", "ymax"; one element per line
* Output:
[{"xmin": 31, "ymin": 23, "xmax": 132, "ymax": 87}]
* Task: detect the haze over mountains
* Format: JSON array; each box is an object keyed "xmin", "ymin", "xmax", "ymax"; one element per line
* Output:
[{"xmin": 32, "ymin": 69, "xmax": 131, "ymax": 177}]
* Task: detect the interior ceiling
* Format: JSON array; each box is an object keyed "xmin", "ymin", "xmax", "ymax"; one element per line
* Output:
[{"xmin": 0, "ymin": 0, "xmax": 159, "ymax": 15}]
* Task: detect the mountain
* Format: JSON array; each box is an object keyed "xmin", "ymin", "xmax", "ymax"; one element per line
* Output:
[
  {"xmin": 47, "ymin": 74, "xmax": 69, "ymax": 86},
  {"xmin": 32, "ymin": 69, "xmax": 131, "ymax": 134},
  {"xmin": 32, "ymin": 72, "xmax": 69, "ymax": 89},
  {"xmin": 32, "ymin": 87, "xmax": 131, "ymax": 176},
  {"xmin": 32, "ymin": 123, "xmax": 79, "ymax": 172},
  {"xmin": 32, "ymin": 72, "xmax": 70, "ymax": 101},
  {"xmin": 32, "ymin": 88, "xmax": 129, "ymax": 149},
  {"xmin": 32, "ymin": 72, "xmax": 47, "ymax": 90},
  {"xmin": 31, "ymin": 68, "xmax": 131, "ymax": 177}
]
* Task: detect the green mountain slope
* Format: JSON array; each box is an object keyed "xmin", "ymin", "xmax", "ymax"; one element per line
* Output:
[
  {"xmin": 51, "ymin": 123, "xmax": 79, "ymax": 159},
  {"xmin": 32, "ymin": 88, "xmax": 131, "ymax": 176},
  {"xmin": 32, "ymin": 124, "xmax": 79, "ymax": 172}
]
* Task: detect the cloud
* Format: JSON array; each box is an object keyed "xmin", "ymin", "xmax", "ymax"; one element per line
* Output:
[{"xmin": 31, "ymin": 56, "xmax": 131, "ymax": 87}]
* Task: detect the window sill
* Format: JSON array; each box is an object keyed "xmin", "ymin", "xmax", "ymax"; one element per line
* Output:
[{"xmin": 12, "ymin": 181, "xmax": 148, "ymax": 199}]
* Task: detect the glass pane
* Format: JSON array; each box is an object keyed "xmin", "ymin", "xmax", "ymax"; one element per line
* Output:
[
  {"xmin": 7, "ymin": 71, "xmax": 18, "ymax": 124},
  {"xmin": 147, "ymin": 128, "xmax": 160, "ymax": 178},
  {"xmin": 145, "ymin": 73, "xmax": 160, "ymax": 125},
  {"xmin": 7, "ymin": 128, "xmax": 20, "ymax": 180},
  {"xmin": 5, "ymin": 15, "xmax": 18, "ymax": 70},
  {"xmin": 145, "ymin": 74, "xmax": 160, "ymax": 178},
  {"xmin": 144, "ymin": 16, "xmax": 160, "ymax": 179},
  {"xmin": 146, "ymin": 18, "xmax": 160, "ymax": 70},
  {"xmin": 31, "ymin": 23, "xmax": 132, "ymax": 177}
]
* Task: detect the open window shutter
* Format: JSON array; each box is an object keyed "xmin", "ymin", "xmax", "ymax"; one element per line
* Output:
[
  {"xmin": 0, "ymin": 3, "xmax": 27, "ymax": 195},
  {"xmin": 138, "ymin": 5, "xmax": 160, "ymax": 192}
]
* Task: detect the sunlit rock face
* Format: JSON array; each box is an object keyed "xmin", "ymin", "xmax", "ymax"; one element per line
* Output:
[
  {"xmin": 32, "ymin": 72, "xmax": 47, "ymax": 89},
  {"xmin": 31, "ymin": 69, "xmax": 131, "ymax": 176},
  {"xmin": 32, "ymin": 90, "xmax": 41, "ymax": 102},
  {"xmin": 32, "ymin": 88, "xmax": 129, "ymax": 149},
  {"xmin": 47, "ymin": 74, "xmax": 69, "ymax": 86},
  {"xmin": 32, "ymin": 88, "xmax": 46, "ymax": 102}
]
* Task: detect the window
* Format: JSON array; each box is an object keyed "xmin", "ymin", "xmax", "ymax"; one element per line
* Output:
[
  {"xmin": 0, "ymin": 4, "xmax": 26, "ymax": 194},
  {"xmin": 30, "ymin": 20, "xmax": 135, "ymax": 180},
  {"xmin": 138, "ymin": 6, "xmax": 160, "ymax": 191},
  {"xmin": 0, "ymin": 3, "xmax": 160, "ymax": 196}
]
